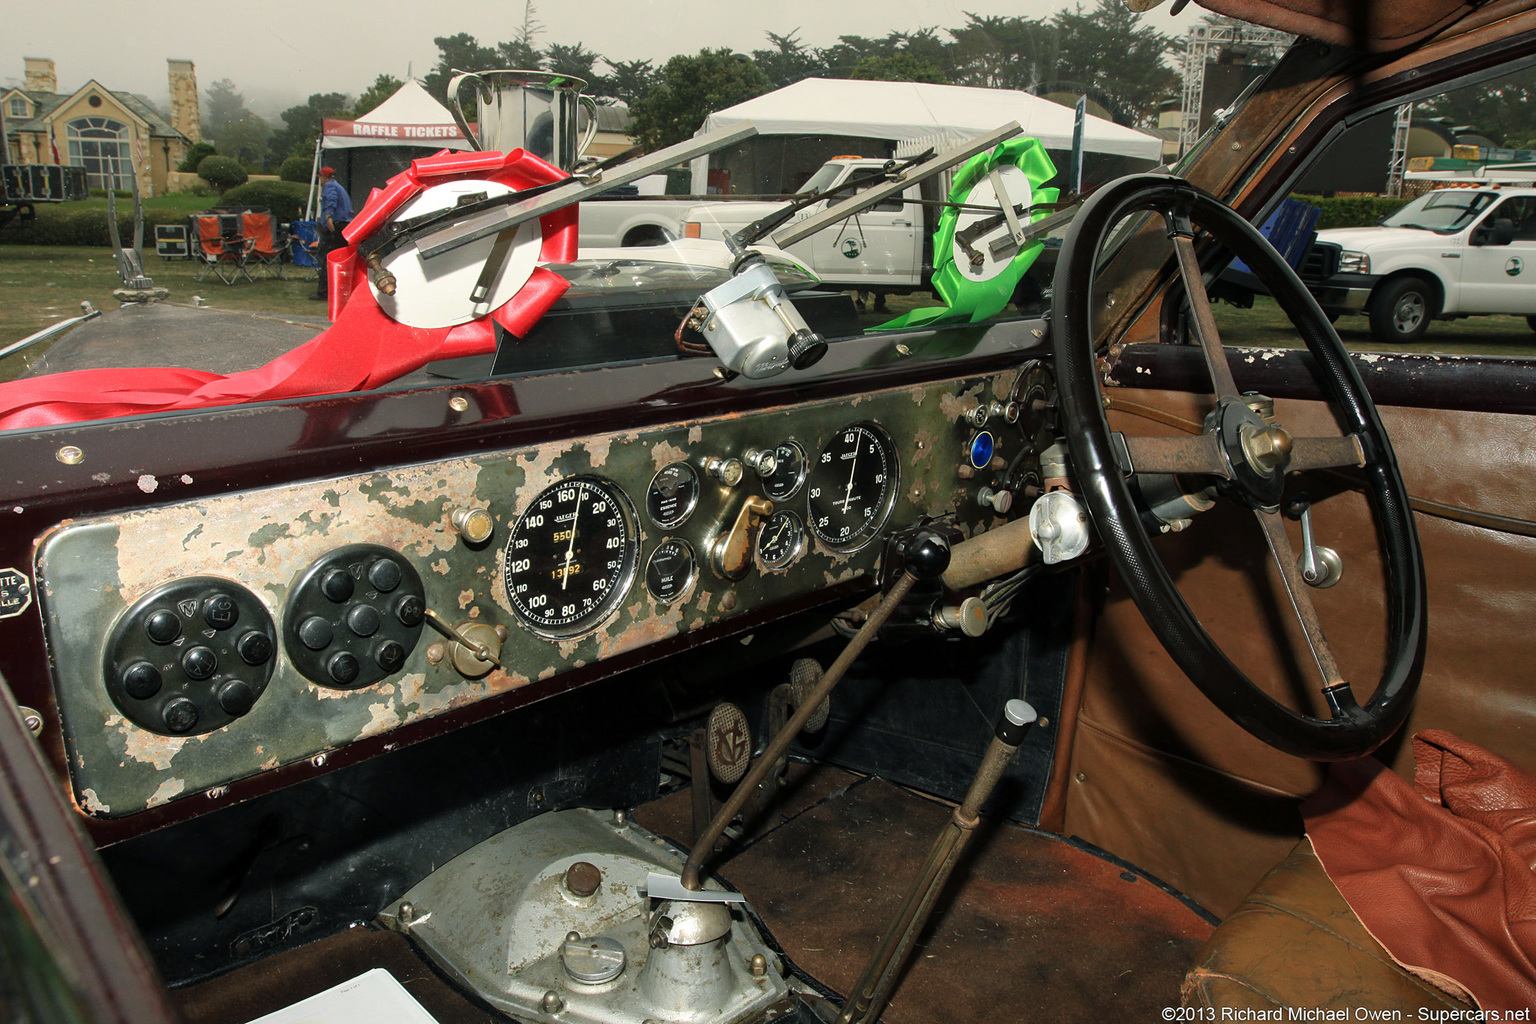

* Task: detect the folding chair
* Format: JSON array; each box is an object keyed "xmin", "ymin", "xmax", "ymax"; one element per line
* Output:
[
  {"xmin": 288, "ymin": 220, "xmax": 321, "ymax": 282},
  {"xmin": 241, "ymin": 211, "xmax": 285, "ymax": 279},
  {"xmin": 189, "ymin": 214, "xmax": 253, "ymax": 285}
]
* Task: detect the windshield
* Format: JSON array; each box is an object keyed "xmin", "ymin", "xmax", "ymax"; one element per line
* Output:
[
  {"xmin": 796, "ymin": 163, "xmax": 849, "ymax": 195},
  {"xmin": 1381, "ymin": 190, "xmax": 1499, "ymax": 233}
]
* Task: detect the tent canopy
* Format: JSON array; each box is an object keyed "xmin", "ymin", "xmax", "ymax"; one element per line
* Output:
[
  {"xmin": 699, "ymin": 79, "xmax": 1162, "ymax": 161},
  {"xmin": 321, "ymin": 78, "xmax": 472, "ymax": 151}
]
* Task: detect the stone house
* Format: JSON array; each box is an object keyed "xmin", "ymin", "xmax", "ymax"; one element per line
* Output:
[{"xmin": 2, "ymin": 58, "xmax": 201, "ymax": 197}]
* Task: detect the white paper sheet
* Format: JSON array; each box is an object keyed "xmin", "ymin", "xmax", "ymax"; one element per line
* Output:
[{"xmin": 243, "ymin": 967, "xmax": 440, "ymax": 1024}]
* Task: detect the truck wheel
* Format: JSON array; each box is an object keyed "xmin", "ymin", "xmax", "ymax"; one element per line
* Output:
[
  {"xmin": 1368, "ymin": 276, "xmax": 1433, "ymax": 343},
  {"xmin": 622, "ymin": 228, "xmax": 671, "ymax": 247},
  {"xmin": 1525, "ymin": 315, "xmax": 1536, "ymax": 332}
]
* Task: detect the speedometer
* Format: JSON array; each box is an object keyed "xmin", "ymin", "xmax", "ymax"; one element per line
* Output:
[
  {"xmin": 806, "ymin": 423, "xmax": 898, "ymax": 551},
  {"xmin": 504, "ymin": 476, "xmax": 640, "ymax": 638}
]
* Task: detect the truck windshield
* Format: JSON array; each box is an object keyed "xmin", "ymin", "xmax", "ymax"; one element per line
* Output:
[
  {"xmin": 1381, "ymin": 190, "xmax": 1499, "ymax": 233},
  {"xmin": 796, "ymin": 163, "xmax": 848, "ymax": 195}
]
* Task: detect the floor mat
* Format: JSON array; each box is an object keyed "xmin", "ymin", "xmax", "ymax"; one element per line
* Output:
[{"xmin": 634, "ymin": 766, "xmax": 1215, "ymax": 1024}]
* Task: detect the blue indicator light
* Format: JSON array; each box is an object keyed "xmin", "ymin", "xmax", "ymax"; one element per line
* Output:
[{"xmin": 968, "ymin": 431, "xmax": 995, "ymax": 469}]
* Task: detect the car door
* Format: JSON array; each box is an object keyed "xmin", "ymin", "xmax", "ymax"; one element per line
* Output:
[
  {"xmin": 1456, "ymin": 194, "xmax": 1536, "ymax": 314},
  {"xmin": 803, "ymin": 183, "xmax": 921, "ymax": 287}
]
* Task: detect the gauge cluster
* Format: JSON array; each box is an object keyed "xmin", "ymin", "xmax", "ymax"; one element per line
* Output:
[{"xmin": 34, "ymin": 367, "xmax": 1051, "ymax": 819}]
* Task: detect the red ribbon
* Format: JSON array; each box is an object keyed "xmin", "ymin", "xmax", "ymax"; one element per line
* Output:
[{"xmin": 0, "ymin": 149, "xmax": 575, "ymax": 430}]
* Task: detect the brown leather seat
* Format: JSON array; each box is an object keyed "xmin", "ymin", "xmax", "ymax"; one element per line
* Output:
[{"xmin": 1181, "ymin": 839, "xmax": 1476, "ymax": 1013}]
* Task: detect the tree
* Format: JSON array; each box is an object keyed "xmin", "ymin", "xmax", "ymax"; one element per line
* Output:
[
  {"xmin": 196, "ymin": 154, "xmax": 247, "ymax": 194},
  {"xmin": 948, "ymin": 15, "xmax": 1051, "ymax": 90},
  {"xmin": 627, "ymin": 49, "xmax": 772, "ymax": 151},
  {"xmin": 177, "ymin": 141, "xmax": 216, "ymax": 173},
  {"xmin": 351, "ymin": 74, "xmax": 402, "ymax": 119},
  {"xmin": 751, "ymin": 30, "xmax": 828, "ymax": 88},
  {"xmin": 544, "ymin": 42, "xmax": 606, "ymax": 91},
  {"xmin": 498, "ymin": 1, "xmax": 545, "ymax": 70},
  {"xmin": 850, "ymin": 54, "xmax": 948, "ymax": 84},
  {"xmin": 1420, "ymin": 69, "xmax": 1536, "ymax": 148},
  {"xmin": 203, "ymin": 78, "xmax": 248, "ymax": 138},
  {"xmin": 217, "ymin": 110, "xmax": 271, "ymax": 166},
  {"xmin": 1046, "ymin": 1, "xmax": 1177, "ymax": 127},
  {"xmin": 267, "ymin": 92, "xmax": 350, "ymax": 162},
  {"xmin": 604, "ymin": 58, "xmax": 659, "ymax": 104},
  {"xmin": 422, "ymin": 33, "xmax": 501, "ymax": 103}
]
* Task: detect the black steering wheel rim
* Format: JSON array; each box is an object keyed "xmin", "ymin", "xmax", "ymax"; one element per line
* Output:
[{"xmin": 1051, "ymin": 173, "xmax": 1426, "ymax": 761}]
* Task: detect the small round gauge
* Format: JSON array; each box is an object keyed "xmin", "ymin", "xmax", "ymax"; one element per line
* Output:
[
  {"xmin": 646, "ymin": 538, "xmax": 698, "ymax": 604},
  {"xmin": 504, "ymin": 476, "xmax": 639, "ymax": 638},
  {"xmin": 764, "ymin": 440, "xmax": 808, "ymax": 501},
  {"xmin": 647, "ymin": 462, "xmax": 699, "ymax": 529},
  {"xmin": 757, "ymin": 510, "xmax": 806, "ymax": 570},
  {"xmin": 806, "ymin": 423, "xmax": 899, "ymax": 551},
  {"xmin": 968, "ymin": 430, "xmax": 996, "ymax": 470}
]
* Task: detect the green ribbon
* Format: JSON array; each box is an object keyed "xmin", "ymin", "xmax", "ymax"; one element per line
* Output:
[{"xmin": 873, "ymin": 137, "xmax": 1058, "ymax": 330}]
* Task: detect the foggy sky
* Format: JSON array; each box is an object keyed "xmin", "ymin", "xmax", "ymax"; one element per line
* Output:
[{"xmin": 2, "ymin": 0, "xmax": 1203, "ymax": 117}]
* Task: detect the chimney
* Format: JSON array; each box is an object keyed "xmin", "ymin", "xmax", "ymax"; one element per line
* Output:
[
  {"xmin": 24, "ymin": 57, "xmax": 57, "ymax": 94},
  {"xmin": 167, "ymin": 59, "xmax": 201, "ymax": 144}
]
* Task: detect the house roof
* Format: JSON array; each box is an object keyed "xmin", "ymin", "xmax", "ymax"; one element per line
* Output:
[{"xmin": 4, "ymin": 82, "xmax": 186, "ymax": 142}]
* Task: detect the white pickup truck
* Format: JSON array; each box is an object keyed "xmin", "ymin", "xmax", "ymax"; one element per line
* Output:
[
  {"xmin": 580, "ymin": 156, "xmax": 1056, "ymax": 309},
  {"xmin": 1305, "ymin": 186, "xmax": 1536, "ymax": 342}
]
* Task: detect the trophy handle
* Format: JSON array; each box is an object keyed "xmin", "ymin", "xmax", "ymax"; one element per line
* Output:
[
  {"xmin": 446, "ymin": 69, "xmax": 484, "ymax": 151},
  {"xmin": 578, "ymin": 95, "xmax": 601, "ymax": 158}
]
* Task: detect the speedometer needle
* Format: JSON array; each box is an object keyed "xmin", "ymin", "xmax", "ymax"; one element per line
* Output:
[
  {"xmin": 840, "ymin": 440, "xmax": 860, "ymax": 514},
  {"xmin": 562, "ymin": 486, "xmax": 584, "ymax": 591}
]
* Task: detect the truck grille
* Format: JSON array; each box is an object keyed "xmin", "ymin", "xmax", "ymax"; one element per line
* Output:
[{"xmin": 1300, "ymin": 241, "xmax": 1340, "ymax": 280}]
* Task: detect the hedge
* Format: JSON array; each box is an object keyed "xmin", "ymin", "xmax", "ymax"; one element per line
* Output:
[
  {"xmin": 1293, "ymin": 194, "xmax": 1412, "ymax": 230},
  {"xmin": 279, "ymin": 155, "xmax": 312, "ymax": 183},
  {"xmin": 198, "ymin": 155, "xmax": 248, "ymax": 192},
  {"xmin": 0, "ymin": 206, "xmax": 191, "ymax": 246},
  {"xmin": 217, "ymin": 181, "xmax": 310, "ymax": 222}
]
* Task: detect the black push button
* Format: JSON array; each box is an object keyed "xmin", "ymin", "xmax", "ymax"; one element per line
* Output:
[
  {"xmin": 162, "ymin": 697, "xmax": 199, "ymax": 734},
  {"xmin": 298, "ymin": 616, "xmax": 333, "ymax": 650},
  {"xmin": 327, "ymin": 651, "xmax": 360, "ymax": 685},
  {"xmin": 217, "ymin": 679, "xmax": 256, "ymax": 716},
  {"xmin": 374, "ymin": 639, "xmax": 406, "ymax": 673},
  {"xmin": 346, "ymin": 604, "xmax": 382, "ymax": 637},
  {"xmin": 202, "ymin": 593, "xmax": 239, "ymax": 630},
  {"xmin": 320, "ymin": 568, "xmax": 354, "ymax": 602},
  {"xmin": 182, "ymin": 645, "xmax": 218, "ymax": 680},
  {"xmin": 122, "ymin": 661, "xmax": 162, "ymax": 700},
  {"xmin": 237, "ymin": 630, "xmax": 274, "ymax": 665},
  {"xmin": 368, "ymin": 558, "xmax": 402, "ymax": 592},
  {"xmin": 394, "ymin": 593, "xmax": 424, "ymax": 627},
  {"xmin": 145, "ymin": 609, "xmax": 181, "ymax": 644}
]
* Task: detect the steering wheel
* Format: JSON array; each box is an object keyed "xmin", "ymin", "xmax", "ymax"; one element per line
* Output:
[{"xmin": 1051, "ymin": 174, "xmax": 1426, "ymax": 761}]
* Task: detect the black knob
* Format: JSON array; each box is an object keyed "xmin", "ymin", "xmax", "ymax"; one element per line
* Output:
[
  {"xmin": 346, "ymin": 604, "xmax": 382, "ymax": 637},
  {"xmin": 202, "ymin": 593, "xmax": 239, "ymax": 630},
  {"xmin": 394, "ymin": 593, "xmax": 424, "ymax": 628},
  {"xmin": 320, "ymin": 568, "xmax": 354, "ymax": 602},
  {"xmin": 368, "ymin": 559, "xmax": 402, "ymax": 592},
  {"xmin": 144, "ymin": 609, "xmax": 181, "ymax": 645},
  {"xmin": 218, "ymin": 679, "xmax": 257, "ymax": 717},
  {"xmin": 903, "ymin": 530, "xmax": 952, "ymax": 580},
  {"xmin": 787, "ymin": 328, "xmax": 828, "ymax": 370},
  {"xmin": 298, "ymin": 616, "xmax": 333, "ymax": 650},
  {"xmin": 237, "ymin": 630, "xmax": 274, "ymax": 665},
  {"xmin": 121, "ymin": 661, "xmax": 161, "ymax": 700},
  {"xmin": 162, "ymin": 697, "xmax": 199, "ymax": 734},
  {"xmin": 374, "ymin": 639, "xmax": 406, "ymax": 674},
  {"xmin": 182, "ymin": 645, "xmax": 218, "ymax": 681},
  {"xmin": 327, "ymin": 651, "xmax": 360, "ymax": 685}
]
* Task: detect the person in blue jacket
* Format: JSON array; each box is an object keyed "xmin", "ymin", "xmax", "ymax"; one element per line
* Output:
[{"xmin": 313, "ymin": 166, "xmax": 354, "ymax": 301}]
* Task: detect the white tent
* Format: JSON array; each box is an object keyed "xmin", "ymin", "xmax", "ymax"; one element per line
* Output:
[
  {"xmin": 692, "ymin": 78, "xmax": 1161, "ymax": 193},
  {"xmin": 313, "ymin": 79, "xmax": 473, "ymax": 216},
  {"xmin": 320, "ymin": 78, "xmax": 473, "ymax": 151}
]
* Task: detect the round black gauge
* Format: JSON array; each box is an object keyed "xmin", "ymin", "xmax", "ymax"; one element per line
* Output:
[
  {"xmin": 807, "ymin": 423, "xmax": 899, "ymax": 550},
  {"xmin": 646, "ymin": 462, "xmax": 699, "ymax": 529},
  {"xmin": 757, "ymin": 510, "xmax": 806, "ymax": 570},
  {"xmin": 645, "ymin": 538, "xmax": 698, "ymax": 604},
  {"xmin": 504, "ymin": 476, "xmax": 639, "ymax": 638},
  {"xmin": 764, "ymin": 441, "xmax": 808, "ymax": 501}
]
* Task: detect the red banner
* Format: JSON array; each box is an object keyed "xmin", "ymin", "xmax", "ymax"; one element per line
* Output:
[{"xmin": 322, "ymin": 118, "xmax": 471, "ymax": 143}]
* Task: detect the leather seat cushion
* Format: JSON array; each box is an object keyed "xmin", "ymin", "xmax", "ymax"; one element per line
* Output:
[{"xmin": 1181, "ymin": 839, "xmax": 1475, "ymax": 1012}]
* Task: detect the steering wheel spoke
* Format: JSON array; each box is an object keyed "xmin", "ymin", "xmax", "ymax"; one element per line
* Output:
[{"xmin": 1054, "ymin": 174, "xmax": 1426, "ymax": 760}]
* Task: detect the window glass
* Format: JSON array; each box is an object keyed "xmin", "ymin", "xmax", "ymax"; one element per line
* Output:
[{"xmin": 66, "ymin": 117, "xmax": 133, "ymax": 191}]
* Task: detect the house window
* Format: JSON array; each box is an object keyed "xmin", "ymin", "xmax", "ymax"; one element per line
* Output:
[
  {"xmin": 66, "ymin": 117, "xmax": 133, "ymax": 191},
  {"xmin": 6, "ymin": 97, "xmax": 25, "ymax": 119}
]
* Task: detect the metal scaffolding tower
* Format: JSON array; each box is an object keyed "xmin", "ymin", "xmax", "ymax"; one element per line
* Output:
[
  {"xmin": 1179, "ymin": 23, "xmax": 1295, "ymax": 156},
  {"xmin": 1385, "ymin": 103, "xmax": 1414, "ymax": 197}
]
